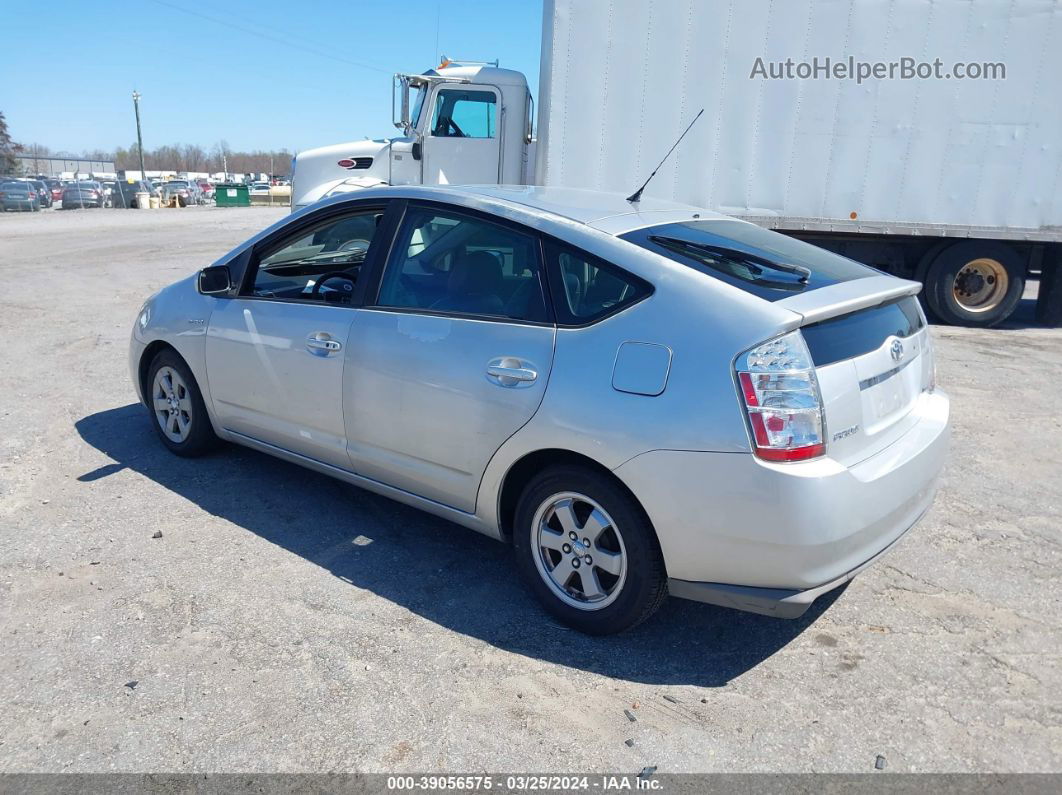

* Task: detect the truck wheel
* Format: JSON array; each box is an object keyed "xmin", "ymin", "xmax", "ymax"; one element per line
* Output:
[
  {"xmin": 924, "ymin": 241, "xmax": 1024, "ymax": 327},
  {"xmin": 512, "ymin": 465, "xmax": 668, "ymax": 635}
]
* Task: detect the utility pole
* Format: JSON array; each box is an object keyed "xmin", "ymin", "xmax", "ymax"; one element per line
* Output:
[{"xmin": 132, "ymin": 91, "xmax": 146, "ymax": 178}]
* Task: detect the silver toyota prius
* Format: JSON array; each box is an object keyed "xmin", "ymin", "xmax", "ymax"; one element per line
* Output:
[{"xmin": 129, "ymin": 185, "xmax": 950, "ymax": 634}]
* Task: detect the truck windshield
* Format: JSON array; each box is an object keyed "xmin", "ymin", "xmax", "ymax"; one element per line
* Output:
[
  {"xmin": 410, "ymin": 85, "xmax": 427, "ymax": 130},
  {"xmin": 620, "ymin": 219, "xmax": 876, "ymax": 301}
]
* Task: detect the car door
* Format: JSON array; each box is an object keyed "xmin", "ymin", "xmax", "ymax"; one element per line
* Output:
[
  {"xmin": 422, "ymin": 86, "xmax": 502, "ymax": 185},
  {"xmin": 344, "ymin": 202, "xmax": 555, "ymax": 512},
  {"xmin": 205, "ymin": 202, "xmax": 391, "ymax": 469}
]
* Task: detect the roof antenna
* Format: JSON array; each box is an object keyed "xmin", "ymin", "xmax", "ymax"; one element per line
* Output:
[{"xmin": 626, "ymin": 108, "xmax": 704, "ymax": 204}]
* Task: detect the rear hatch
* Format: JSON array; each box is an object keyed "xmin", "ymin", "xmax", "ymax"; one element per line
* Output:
[
  {"xmin": 619, "ymin": 219, "xmax": 934, "ymax": 466},
  {"xmin": 780, "ymin": 279, "xmax": 933, "ymax": 466}
]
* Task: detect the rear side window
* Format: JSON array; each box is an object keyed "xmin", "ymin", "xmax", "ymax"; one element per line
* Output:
[
  {"xmin": 376, "ymin": 207, "xmax": 548, "ymax": 322},
  {"xmin": 802, "ymin": 296, "xmax": 925, "ymax": 366},
  {"xmin": 620, "ymin": 220, "xmax": 876, "ymax": 301},
  {"xmin": 544, "ymin": 240, "xmax": 650, "ymax": 326}
]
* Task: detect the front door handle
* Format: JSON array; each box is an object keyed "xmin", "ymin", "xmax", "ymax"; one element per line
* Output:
[
  {"xmin": 486, "ymin": 357, "xmax": 538, "ymax": 388},
  {"xmin": 306, "ymin": 332, "xmax": 342, "ymax": 355}
]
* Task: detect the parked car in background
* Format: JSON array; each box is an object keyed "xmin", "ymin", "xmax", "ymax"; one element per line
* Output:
[
  {"xmin": 129, "ymin": 185, "xmax": 950, "ymax": 634},
  {"xmin": 0, "ymin": 180, "xmax": 40, "ymax": 211},
  {"xmin": 110, "ymin": 180, "xmax": 155, "ymax": 208},
  {"xmin": 196, "ymin": 180, "xmax": 214, "ymax": 201},
  {"xmin": 46, "ymin": 179, "xmax": 63, "ymax": 203},
  {"xmin": 61, "ymin": 181, "xmax": 104, "ymax": 209},
  {"xmin": 26, "ymin": 179, "xmax": 53, "ymax": 208},
  {"xmin": 249, "ymin": 182, "xmax": 271, "ymax": 196},
  {"xmin": 164, "ymin": 180, "xmax": 204, "ymax": 205},
  {"xmin": 160, "ymin": 182, "xmax": 194, "ymax": 207}
]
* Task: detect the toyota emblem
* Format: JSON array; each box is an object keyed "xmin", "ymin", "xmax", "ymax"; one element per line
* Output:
[{"xmin": 890, "ymin": 339, "xmax": 904, "ymax": 362}]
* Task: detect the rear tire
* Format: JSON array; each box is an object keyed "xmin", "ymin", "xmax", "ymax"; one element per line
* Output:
[
  {"xmin": 924, "ymin": 241, "xmax": 1025, "ymax": 327},
  {"xmin": 145, "ymin": 350, "xmax": 220, "ymax": 457},
  {"xmin": 513, "ymin": 465, "xmax": 668, "ymax": 635}
]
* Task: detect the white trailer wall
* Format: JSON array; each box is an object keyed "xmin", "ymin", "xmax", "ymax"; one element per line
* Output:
[{"xmin": 536, "ymin": 0, "xmax": 1062, "ymax": 235}]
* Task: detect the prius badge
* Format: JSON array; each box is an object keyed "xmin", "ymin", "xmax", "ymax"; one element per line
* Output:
[
  {"xmin": 833, "ymin": 424, "xmax": 860, "ymax": 441},
  {"xmin": 890, "ymin": 339, "xmax": 904, "ymax": 362}
]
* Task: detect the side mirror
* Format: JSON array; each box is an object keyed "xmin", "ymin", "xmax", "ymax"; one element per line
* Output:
[
  {"xmin": 198, "ymin": 265, "xmax": 231, "ymax": 295},
  {"xmin": 393, "ymin": 74, "xmax": 411, "ymax": 132}
]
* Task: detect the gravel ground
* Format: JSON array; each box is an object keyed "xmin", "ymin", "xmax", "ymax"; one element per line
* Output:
[{"xmin": 0, "ymin": 206, "xmax": 1059, "ymax": 773}]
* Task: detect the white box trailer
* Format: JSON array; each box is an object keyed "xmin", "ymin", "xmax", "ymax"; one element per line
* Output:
[
  {"xmin": 536, "ymin": 0, "xmax": 1062, "ymax": 326},
  {"xmin": 291, "ymin": 0, "xmax": 1062, "ymax": 326}
]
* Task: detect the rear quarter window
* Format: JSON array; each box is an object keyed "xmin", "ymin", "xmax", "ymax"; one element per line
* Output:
[
  {"xmin": 544, "ymin": 240, "xmax": 651, "ymax": 326},
  {"xmin": 620, "ymin": 220, "xmax": 876, "ymax": 302}
]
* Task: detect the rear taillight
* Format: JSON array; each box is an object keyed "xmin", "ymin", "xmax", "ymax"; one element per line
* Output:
[{"xmin": 735, "ymin": 330, "xmax": 825, "ymax": 462}]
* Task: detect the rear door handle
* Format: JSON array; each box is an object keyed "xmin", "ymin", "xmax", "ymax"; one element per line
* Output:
[
  {"xmin": 306, "ymin": 332, "xmax": 342, "ymax": 354},
  {"xmin": 486, "ymin": 357, "xmax": 538, "ymax": 387}
]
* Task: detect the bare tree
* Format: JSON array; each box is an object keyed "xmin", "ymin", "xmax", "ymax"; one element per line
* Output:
[{"xmin": 32, "ymin": 138, "xmax": 295, "ymax": 177}]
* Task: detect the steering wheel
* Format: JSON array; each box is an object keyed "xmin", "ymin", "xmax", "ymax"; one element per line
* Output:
[
  {"xmin": 436, "ymin": 116, "xmax": 465, "ymax": 137},
  {"xmin": 311, "ymin": 272, "xmax": 357, "ymax": 301},
  {"xmin": 337, "ymin": 238, "xmax": 370, "ymax": 253}
]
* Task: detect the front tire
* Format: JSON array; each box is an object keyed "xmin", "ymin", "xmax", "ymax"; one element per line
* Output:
[
  {"xmin": 145, "ymin": 350, "xmax": 219, "ymax": 457},
  {"xmin": 513, "ymin": 465, "xmax": 668, "ymax": 635}
]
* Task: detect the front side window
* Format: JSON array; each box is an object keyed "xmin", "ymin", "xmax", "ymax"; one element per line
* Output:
[
  {"xmin": 247, "ymin": 209, "xmax": 383, "ymax": 303},
  {"xmin": 430, "ymin": 89, "xmax": 497, "ymax": 138},
  {"xmin": 545, "ymin": 241, "xmax": 650, "ymax": 325},
  {"xmin": 376, "ymin": 207, "xmax": 548, "ymax": 322}
]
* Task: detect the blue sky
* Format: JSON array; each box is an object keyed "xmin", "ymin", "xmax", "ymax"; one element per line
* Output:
[{"xmin": 3, "ymin": 0, "xmax": 543, "ymax": 154}]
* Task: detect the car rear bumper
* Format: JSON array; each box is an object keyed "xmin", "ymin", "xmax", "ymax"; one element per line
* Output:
[
  {"xmin": 613, "ymin": 390, "xmax": 949, "ymax": 611},
  {"xmin": 666, "ymin": 514, "xmax": 923, "ymax": 618}
]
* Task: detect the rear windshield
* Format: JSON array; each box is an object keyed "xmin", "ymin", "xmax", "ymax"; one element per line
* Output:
[
  {"xmin": 620, "ymin": 220, "xmax": 876, "ymax": 301},
  {"xmin": 802, "ymin": 296, "xmax": 925, "ymax": 367}
]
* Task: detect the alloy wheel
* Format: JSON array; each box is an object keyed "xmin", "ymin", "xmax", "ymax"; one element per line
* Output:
[
  {"xmin": 532, "ymin": 492, "xmax": 628, "ymax": 610},
  {"xmin": 152, "ymin": 366, "xmax": 193, "ymax": 443}
]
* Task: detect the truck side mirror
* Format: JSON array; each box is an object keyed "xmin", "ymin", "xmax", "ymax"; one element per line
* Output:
[
  {"xmin": 198, "ymin": 265, "xmax": 232, "ymax": 295},
  {"xmin": 393, "ymin": 74, "xmax": 411, "ymax": 132}
]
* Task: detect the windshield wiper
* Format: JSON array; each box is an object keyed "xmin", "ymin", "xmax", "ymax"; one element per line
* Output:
[{"xmin": 649, "ymin": 236, "xmax": 812, "ymax": 286}]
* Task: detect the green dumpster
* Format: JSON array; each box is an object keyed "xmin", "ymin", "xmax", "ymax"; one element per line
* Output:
[{"xmin": 214, "ymin": 183, "xmax": 250, "ymax": 207}]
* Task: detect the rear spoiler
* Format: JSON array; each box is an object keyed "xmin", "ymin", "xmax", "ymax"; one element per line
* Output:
[{"xmin": 776, "ymin": 275, "xmax": 922, "ymax": 326}]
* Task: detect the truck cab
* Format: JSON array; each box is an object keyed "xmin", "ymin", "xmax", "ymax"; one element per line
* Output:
[{"xmin": 291, "ymin": 61, "xmax": 533, "ymax": 211}]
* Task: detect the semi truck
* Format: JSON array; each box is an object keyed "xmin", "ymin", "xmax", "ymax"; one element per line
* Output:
[{"xmin": 290, "ymin": 0, "xmax": 1062, "ymax": 328}]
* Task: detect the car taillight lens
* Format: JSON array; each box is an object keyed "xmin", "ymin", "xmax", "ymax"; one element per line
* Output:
[{"xmin": 736, "ymin": 330, "xmax": 825, "ymax": 462}]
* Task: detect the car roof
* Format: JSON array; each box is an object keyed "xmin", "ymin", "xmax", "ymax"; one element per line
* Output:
[{"xmin": 331, "ymin": 184, "xmax": 731, "ymax": 236}]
